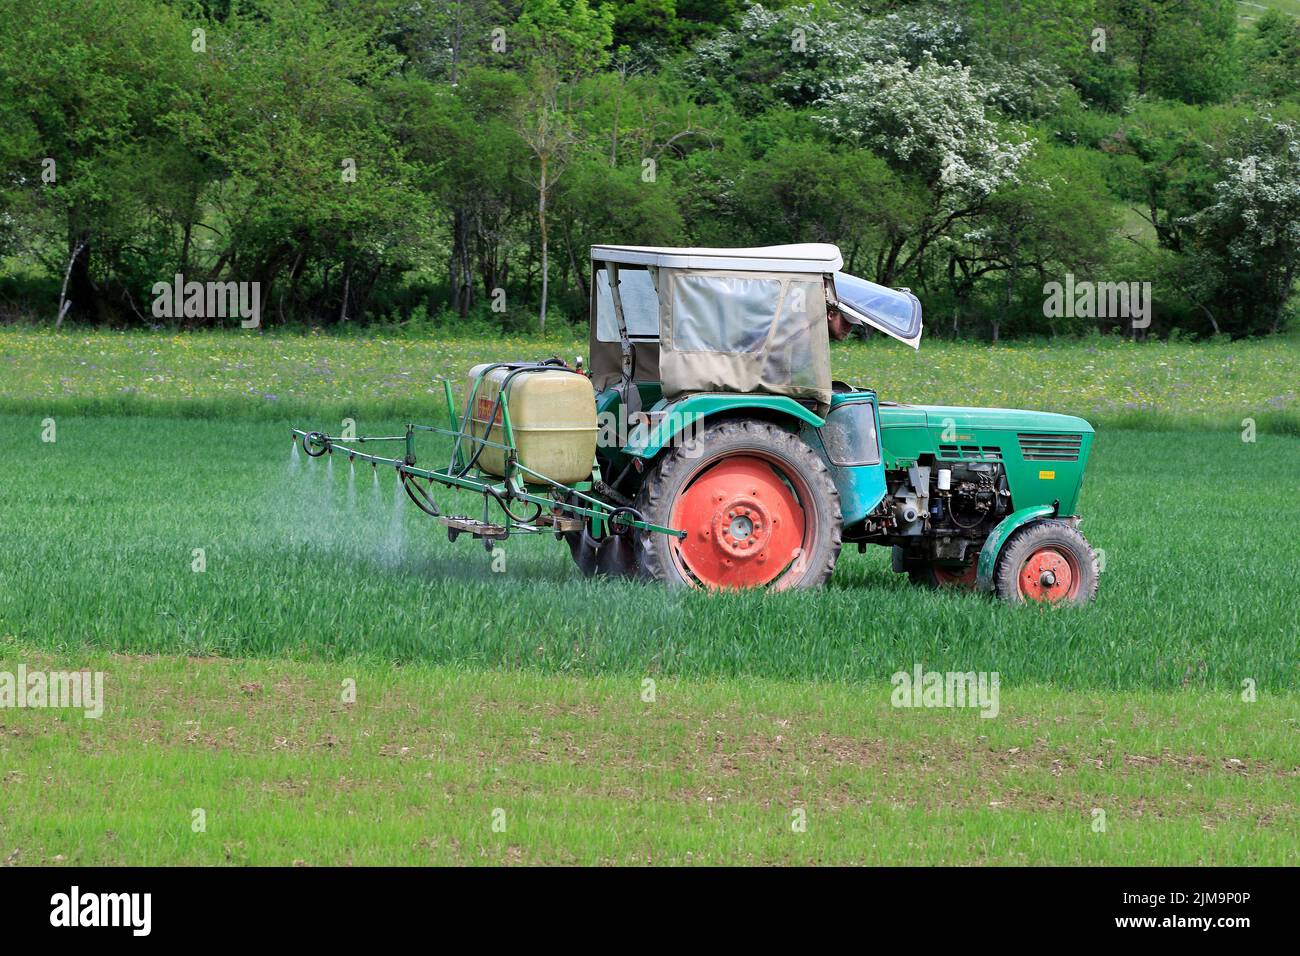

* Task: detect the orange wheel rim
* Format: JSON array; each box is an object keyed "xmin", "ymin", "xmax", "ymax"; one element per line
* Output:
[
  {"xmin": 1017, "ymin": 547, "xmax": 1080, "ymax": 603},
  {"xmin": 669, "ymin": 455, "xmax": 808, "ymax": 590}
]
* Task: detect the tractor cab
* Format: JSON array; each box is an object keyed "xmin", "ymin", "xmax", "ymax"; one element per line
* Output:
[
  {"xmin": 584, "ymin": 244, "xmax": 918, "ymax": 501},
  {"xmin": 575, "ymin": 244, "xmax": 920, "ymax": 587},
  {"xmin": 586, "ymin": 243, "xmax": 920, "ymax": 411}
]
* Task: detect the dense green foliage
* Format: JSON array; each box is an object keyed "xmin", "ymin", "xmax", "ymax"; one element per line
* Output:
[{"xmin": 2, "ymin": 0, "xmax": 1298, "ymax": 338}]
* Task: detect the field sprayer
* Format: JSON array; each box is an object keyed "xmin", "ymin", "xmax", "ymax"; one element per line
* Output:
[{"xmin": 292, "ymin": 243, "xmax": 1099, "ymax": 604}]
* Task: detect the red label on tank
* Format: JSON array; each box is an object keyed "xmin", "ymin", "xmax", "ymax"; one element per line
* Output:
[{"xmin": 474, "ymin": 396, "xmax": 502, "ymax": 425}]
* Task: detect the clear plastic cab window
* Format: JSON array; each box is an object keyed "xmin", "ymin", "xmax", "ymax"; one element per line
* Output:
[
  {"xmin": 594, "ymin": 266, "xmax": 660, "ymax": 342},
  {"xmin": 670, "ymin": 273, "xmax": 785, "ymax": 353}
]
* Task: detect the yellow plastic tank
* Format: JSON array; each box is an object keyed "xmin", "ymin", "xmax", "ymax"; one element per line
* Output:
[{"xmin": 466, "ymin": 364, "xmax": 597, "ymax": 485}]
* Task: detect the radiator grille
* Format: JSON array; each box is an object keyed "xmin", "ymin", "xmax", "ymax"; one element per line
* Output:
[
  {"xmin": 1017, "ymin": 433, "xmax": 1083, "ymax": 462},
  {"xmin": 938, "ymin": 444, "xmax": 1003, "ymax": 461}
]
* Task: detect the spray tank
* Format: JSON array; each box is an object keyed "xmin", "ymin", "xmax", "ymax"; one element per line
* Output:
[{"xmin": 465, "ymin": 363, "xmax": 598, "ymax": 485}]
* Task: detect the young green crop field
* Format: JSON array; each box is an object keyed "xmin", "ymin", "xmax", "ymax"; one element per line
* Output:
[
  {"xmin": 1, "ymin": 649, "xmax": 1295, "ymax": 865},
  {"xmin": 1, "ymin": 328, "xmax": 1297, "ymax": 865},
  {"xmin": 1, "ymin": 415, "xmax": 1297, "ymax": 689}
]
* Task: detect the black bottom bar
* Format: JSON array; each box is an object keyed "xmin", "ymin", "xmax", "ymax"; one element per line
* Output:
[{"xmin": 0, "ymin": 866, "xmax": 1283, "ymax": 942}]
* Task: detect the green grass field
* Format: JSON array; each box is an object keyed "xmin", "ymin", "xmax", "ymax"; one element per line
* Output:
[
  {"xmin": 2, "ymin": 650, "xmax": 1295, "ymax": 865},
  {"xmin": 1, "ymin": 415, "xmax": 1296, "ymax": 689},
  {"xmin": 0, "ymin": 328, "xmax": 1297, "ymax": 865}
]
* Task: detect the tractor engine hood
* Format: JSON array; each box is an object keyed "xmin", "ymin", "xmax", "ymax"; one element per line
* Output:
[{"xmin": 880, "ymin": 404, "xmax": 1095, "ymax": 434}]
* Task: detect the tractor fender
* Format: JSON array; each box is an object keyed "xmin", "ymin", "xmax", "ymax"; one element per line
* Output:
[
  {"xmin": 621, "ymin": 394, "xmax": 824, "ymax": 459},
  {"xmin": 975, "ymin": 505, "xmax": 1057, "ymax": 591}
]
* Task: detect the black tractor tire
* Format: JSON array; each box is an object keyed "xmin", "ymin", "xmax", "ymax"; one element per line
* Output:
[
  {"xmin": 634, "ymin": 418, "xmax": 841, "ymax": 591},
  {"xmin": 994, "ymin": 519, "xmax": 1099, "ymax": 605}
]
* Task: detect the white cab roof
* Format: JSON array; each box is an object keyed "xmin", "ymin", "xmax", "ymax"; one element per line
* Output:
[{"xmin": 591, "ymin": 243, "xmax": 843, "ymax": 273}]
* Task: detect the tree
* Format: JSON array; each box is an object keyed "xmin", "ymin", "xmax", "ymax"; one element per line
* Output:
[
  {"xmin": 1181, "ymin": 120, "xmax": 1300, "ymax": 335},
  {"xmin": 1109, "ymin": 100, "xmax": 1245, "ymax": 255},
  {"xmin": 553, "ymin": 157, "xmax": 683, "ymax": 307},
  {"xmin": 732, "ymin": 137, "xmax": 919, "ymax": 276},
  {"xmin": 182, "ymin": 0, "xmax": 420, "ymax": 326},
  {"xmin": 820, "ymin": 55, "xmax": 1034, "ymax": 284},
  {"xmin": 1104, "ymin": 0, "xmax": 1238, "ymax": 104},
  {"xmin": 945, "ymin": 144, "xmax": 1119, "ymax": 339},
  {"xmin": 388, "ymin": 69, "xmax": 530, "ymax": 319},
  {"xmin": 370, "ymin": 0, "xmax": 507, "ymax": 84},
  {"xmin": 0, "ymin": 0, "xmax": 198, "ymax": 322},
  {"xmin": 688, "ymin": 3, "xmax": 974, "ymax": 117},
  {"xmin": 513, "ymin": 0, "xmax": 614, "ymax": 330},
  {"xmin": 1248, "ymin": 10, "xmax": 1300, "ymax": 103}
]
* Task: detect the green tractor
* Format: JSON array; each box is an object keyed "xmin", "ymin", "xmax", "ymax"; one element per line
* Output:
[
  {"xmin": 573, "ymin": 243, "xmax": 1099, "ymax": 604},
  {"xmin": 292, "ymin": 243, "xmax": 1098, "ymax": 605}
]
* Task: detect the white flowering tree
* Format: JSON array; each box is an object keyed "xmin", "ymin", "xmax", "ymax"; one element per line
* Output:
[
  {"xmin": 1182, "ymin": 121, "xmax": 1300, "ymax": 335},
  {"xmin": 688, "ymin": 3, "xmax": 972, "ymax": 114},
  {"xmin": 819, "ymin": 55, "xmax": 1034, "ymax": 285}
]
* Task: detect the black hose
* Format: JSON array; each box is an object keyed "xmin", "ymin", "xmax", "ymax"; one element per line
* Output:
[
  {"xmin": 400, "ymin": 472, "xmax": 442, "ymax": 518},
  {"xmin": 948, "ymin": 497, "xmax": 987, "ymax": 530},
  {"xmin": 452, "ymin": 364, "xmax": 531, "ymax": 479},
  {"xmin": 303, "ymin": 432, "xmax": 329, "ymax": 457},
  {"xmin": 608, "ymin": 505, "xmax": 647, "ymax": 536},
  {"xmin": 586, "ymin": 505, "xmax": 646, "ymax": 542},
  {"xmin": 451, "ymin": 364, "xmax": 507, "ymax": 478},
  {"xmin": 484, "ymin": 484, "xmax": 544, "ymax": 524}
]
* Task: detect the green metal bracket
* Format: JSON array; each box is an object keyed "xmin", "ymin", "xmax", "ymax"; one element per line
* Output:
[{"xmin": 441, "ymin": 378, "xmax": 457, "ymax": 431}]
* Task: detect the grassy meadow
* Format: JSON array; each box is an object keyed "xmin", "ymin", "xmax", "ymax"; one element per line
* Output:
[
  {"xmin": 0, "ymin": 328, "xmax": 1297, "ymax": 865},
  {"xmin": 3, "ymin": 327, "xmax": 1297, "ymax": 431}
]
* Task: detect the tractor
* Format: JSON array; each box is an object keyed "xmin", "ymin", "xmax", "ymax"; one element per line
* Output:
[{"xmin": 293, "ymin": 243, "xmax": 1099, "ymax": 604}]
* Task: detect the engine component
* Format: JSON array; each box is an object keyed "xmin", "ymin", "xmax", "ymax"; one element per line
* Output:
[{"xmin": 946, "ymin": 462, "xmax": 1008, "ymax": 529}]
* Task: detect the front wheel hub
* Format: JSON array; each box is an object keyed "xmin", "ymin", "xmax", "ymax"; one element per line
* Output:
[{"xmin": 1018, "ymin": 547, "xmax": 1078, "ymax": 603}]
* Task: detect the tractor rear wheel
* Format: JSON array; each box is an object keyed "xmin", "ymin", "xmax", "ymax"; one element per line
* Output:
[
  {"xmin": 635, "ymin": 419, "xmax": 841, "ymax": 591},
  {"xmin": 994, "ymin": 520, "xmax": 1099, "ymax": 605}
]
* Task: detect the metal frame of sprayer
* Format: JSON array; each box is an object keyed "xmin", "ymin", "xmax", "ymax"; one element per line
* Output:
[{"xmin": 290, "ymin": 361, "xmax": 685, "ymax": 550}]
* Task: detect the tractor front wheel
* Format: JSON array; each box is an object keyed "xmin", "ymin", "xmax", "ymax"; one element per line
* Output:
[
  {"xmin": 994, "ymin": 520, "xmax": 1099, "ymax": 605},
  {"xmin": 635, "ymin": 419, "xmax": 841, "ymax": 591}
]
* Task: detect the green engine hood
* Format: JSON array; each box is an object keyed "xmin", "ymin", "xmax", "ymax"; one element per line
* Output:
[{"xmin": 878, "ymin": 403, "xmax": 1094, "ymax": 435}]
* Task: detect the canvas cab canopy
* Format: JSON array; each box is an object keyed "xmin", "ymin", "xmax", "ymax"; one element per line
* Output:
[{"xmin": 588, "ymin": 244, "xmax": 922, "ymax": 407}]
